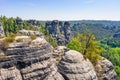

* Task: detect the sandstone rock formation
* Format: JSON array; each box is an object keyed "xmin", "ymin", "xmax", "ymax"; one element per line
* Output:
[
  {"xmin": 0, "ymin": 22, "xmax": 5, "ymax": 36},
  {"xmin": 58, "ymin": 50, "xmax": 98, "ymax": 80},
  {"xmin": 27, "ymin": 20, "xmax": 40, "ymax": 26},
  {"xmin": 0, "ymin": 35, "xmax": 117, "ymax": 80},
  {"xmin": 0, "ymin": 36, "xmax": 64, "ymax": 80},
  {"xmin": 18, "ymin": 30, "xmax": 42, "ymax": 36},
  {"xmin": 45, "ymin": 20, "xmax": 71, "ymax": 45},
  {"xmin": 96, "ymin": 58, "xmax": 117, "ymax": 80}
]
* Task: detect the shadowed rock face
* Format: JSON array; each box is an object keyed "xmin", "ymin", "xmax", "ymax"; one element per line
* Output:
[
  {"xmin": 0, "ymin": 22, "xmax": 5, "ymax": 36},
  {"xmin": 45, "ymin": 20, "xmax": 71, "ymax": 45}
]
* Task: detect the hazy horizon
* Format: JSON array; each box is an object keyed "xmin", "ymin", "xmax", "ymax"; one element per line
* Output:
[{"xmin": 0, "ymin": 0, "xmax": 120, "ymax": 20}]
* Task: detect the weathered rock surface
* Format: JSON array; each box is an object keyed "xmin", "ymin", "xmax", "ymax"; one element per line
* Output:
[
  {"xmin": 0, "ymin": 67, "xmax": 22, "ymax": 80},
  {"xmin": 58, "ymin": 50, "xmax": 98, "ymax": 80},
  {"xmin": 18, "ymin": 30, "xmax": 42, "ymax": 36},
  {"xmin": 0, "ymin": 22, "xmax": 5, "ymax": 36},
  {"xmin": 0, "ymin": 36, "xmax": 64, "ymax": 80},
  {"xmin": 96, "ymin": 57, "xmax": 117, "ymax": 80},
  {"xmin": 0, "ymin": 35, "xmax": 117, "ymax": 80}
]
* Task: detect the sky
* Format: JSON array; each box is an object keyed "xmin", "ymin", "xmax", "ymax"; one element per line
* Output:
[{"xmin": 0, "ymin": 0, "xmax": 120, "ymax": 20}]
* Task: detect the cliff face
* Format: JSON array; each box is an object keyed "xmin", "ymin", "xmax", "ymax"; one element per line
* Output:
[
  {"xmin": 0, "ymin": 36, "xmax": 64, "ymax": 80},
  {"xmin": 0, "ymin": 34, "xmax": 117, "ymax": 80},
  {"xmin": 45, "ymin": 20, "xmax": 71, "ymax": 45}
]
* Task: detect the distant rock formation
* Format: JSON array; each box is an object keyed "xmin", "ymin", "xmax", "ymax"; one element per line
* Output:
[
  {"xmin": 45, "ymin": 20, "xmax": 71, "ymax": 45},
  {"xmin": 0, "ymin": 22, "xmax": 5, "ymax": 36},
  {"xmin": 27, "ymin": 20, "xmax": 40, "ymax": 26}
]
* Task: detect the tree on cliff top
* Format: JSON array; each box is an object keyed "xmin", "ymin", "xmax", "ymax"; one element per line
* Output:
[{"xmin": 67, "ymin": 30, "xmax": 103, "ymax": 64}]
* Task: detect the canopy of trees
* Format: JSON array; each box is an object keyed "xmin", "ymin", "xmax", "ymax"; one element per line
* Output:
[{"xmin": 67, "ymin": 30, "xmax": 103, "ymax": 65}]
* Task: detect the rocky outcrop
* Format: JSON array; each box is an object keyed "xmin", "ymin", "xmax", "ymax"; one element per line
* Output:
[
  {"xmin": 18, "ymin": 30, "xmax": 42, "ymax": 36},
  {"xmin": 0, "ymin": 22, "xmax": 5, "ymax": 36},
  {"xmin": 96, "ymin": 58, "xmax": 117, "ymax": 80},
  {"xmin": 58, "ymin": 50, "xmax": 98, "ymax": 80},
  {"xmin": 0, "ymin": 67, "xmax": 22, "ymax": 80},
  {"xmin": 0, "ymin": 36, "xmax": 64, "ymax": 80},
  {"xmin": 0, "ymin": 35, "xmax": 117, "ymax": 80},
  {"xmin": 27, "ymin": 20, "xmax": 40, "ymax": 26},
  {"xmin": 45, "ymin": 20, "xmax": 71, "ymax": 45}
]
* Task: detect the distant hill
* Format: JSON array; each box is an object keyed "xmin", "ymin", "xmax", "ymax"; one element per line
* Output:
[{"xmin": 69, "ymin": 20, "xmax": 120, "ymax": 40}]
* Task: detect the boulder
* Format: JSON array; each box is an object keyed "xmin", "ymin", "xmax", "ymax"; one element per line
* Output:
[
  {"xmin": 58, "ymin": 50, "xmax": 97, "ymax": 80},
  {"xmin": 96, "ymin": 57, "xmax": 117, "ymax": 80},
  {"xmin": 45, "ymin": 21, "xmax": 71, "ymax": 45}
]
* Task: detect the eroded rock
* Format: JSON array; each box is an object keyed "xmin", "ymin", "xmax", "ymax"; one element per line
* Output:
[
  {"xmin": 58, "ymin": 50, "xmax": 98, "ymax": 80},
  {"xmin": 96, "ymin": 57, "xmax": 117, "ymax": 80}
]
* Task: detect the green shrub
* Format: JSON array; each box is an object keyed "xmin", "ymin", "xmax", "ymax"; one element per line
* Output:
[
  {"xmin": 30, "ymin": 35, "xmax": 37, "ymax": 40},
  {"xmin": 16, "ymin": 38, "xmax": 23, "ymax": 42},
  {"xmin": 45, "ymin": 35, "xmax": 58, "ymax": 48},
  {"xmin": 5, "ymin": 37, "xmax": 15, "ymax": 43},
  {"xmin": 9, "ymin": 33, "xmax": 16, "ymax": 37},
  {"xmin": 0, "ymin": 40, "xmax": 9, "ymax": 51}
]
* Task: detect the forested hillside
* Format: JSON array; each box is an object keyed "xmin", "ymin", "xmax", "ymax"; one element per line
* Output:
[{"xmin": 70, "ymin": 20, "xmax": 120, "ymax": 79}]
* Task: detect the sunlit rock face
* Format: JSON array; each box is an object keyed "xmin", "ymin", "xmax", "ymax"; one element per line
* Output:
[
  {"xmin": 96, "ymin": 57, "xmax": 117, "ymax": 80},
  {"xmin": 0, "ymin": 22, "xmax": 5, "ymax": 36},
  {"xmin": 0, "ymin": 34, "xmax": 117, "ymax": 80},
  {"xmin": 58, "ymin": 50, "xmax": 98, "ymax": 80},
  {"xmin": 45, "ymin": 20, "xmax": 71, "ymax": 45},
  {"xmin": 0, "ymin": 36, "xmax": 64, "ymax": 80}
]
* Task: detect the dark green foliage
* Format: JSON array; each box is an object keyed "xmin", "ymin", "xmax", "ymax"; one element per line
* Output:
[
  {"xmin": 38, "ymin": 22, "xmax": 49, "ymax": 35},
  {"xmin": 101, "ymin": 38, "xmax": 120, "ymax": 47},
  {"xmin": 0, "ymin": 16, "xmax": 40, "ymax": 36},
  {"xmin": 71, "ymin": 21, "xmax": 120, "ymax": 46},
  {"xmin": 45, "ymin": 35, "xmax": 58, "ymax": 48}
]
